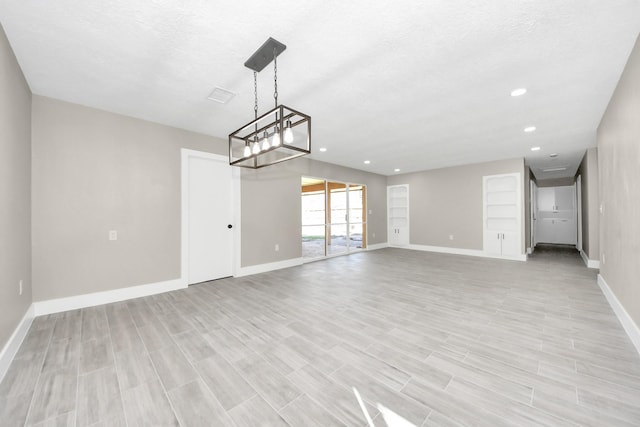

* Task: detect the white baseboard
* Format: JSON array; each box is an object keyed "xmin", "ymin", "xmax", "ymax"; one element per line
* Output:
[
  {"xmin": 580, "ymin": 250, "xmax": 600, "ymax": 269},
  {"xmin": 402, "ymin": 244, "xmax": 527, "ymax": 262},
  {"xmin": 236, "ymin": 258, "xmax": 304, "ymax": 277},
  {"xmin": 33, "ymin": 278, "xmax": 187, "ymax": 316},
  {"xmin": 597, "ymin": 274, "xmax": 640, "ymax": 355},
  {"xmin": 0, "ymin": 304, "xmax": 35, "ymax": 384},
  {"xmin": 406, "ymin": 244, "xmax": 485, "ymax": 257},
  {"xmin": 367, "ymin": 243, "xmax": 389, "ymax": 251}
]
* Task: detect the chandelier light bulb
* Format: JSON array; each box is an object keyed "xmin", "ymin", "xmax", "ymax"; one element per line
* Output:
[
  {"xmin": 252, "ymin": 141, "xmax": 261, "ymax": 154},
  {"xmin": 272, "ymin": 127, "xmax": 281, "ymax": 147},
  {"xmin": 284, "ymin": 121, "xmax": 294, "ymax": 144},
  {"xmin": 261, "ymin": 131, "xmax": 270, "ymax": 151},
  {"xmin": 243, "ymin": 144, "xmax": 251, "ymax": 158}
]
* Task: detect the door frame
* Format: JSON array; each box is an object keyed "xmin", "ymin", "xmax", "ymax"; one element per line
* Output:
[
  {"xmin": 576, "ymin": 176, "xmax": 583, "ymax": 252},
  {"xmin": 181, "ymin": 149, "xmax": 241, "ymax": 283},
  {"xmin": 530, "ymin": 180, "xmax": 537, "ymax": 251}
]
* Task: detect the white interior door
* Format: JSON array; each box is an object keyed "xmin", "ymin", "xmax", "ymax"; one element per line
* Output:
[{"xmin": 187, "ymin": 154, "xmax": 233, "ymax": 284}]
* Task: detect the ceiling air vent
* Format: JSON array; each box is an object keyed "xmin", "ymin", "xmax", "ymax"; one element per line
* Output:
[{"xmin": 207, "ymin": 87, "xmax": 236, "ymax": 104}]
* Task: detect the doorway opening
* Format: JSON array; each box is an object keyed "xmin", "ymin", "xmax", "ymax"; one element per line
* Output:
[{"xmin": 301, "ymin": 177, "xmax": 366, "ymax": 260}]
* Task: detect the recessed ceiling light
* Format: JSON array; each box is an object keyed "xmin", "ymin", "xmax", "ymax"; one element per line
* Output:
[
  {"xmin": 364, "ymin": 160, "xmax": 371, "ymax": 164},
  {"xmin": 319, "ymin": 147, "xmax": 327, "ymax": 152},
  {"xmin": 542, "ymin": 167, "xmax": 567, "ymax": 172},
  {"xmin": 207, "ymin": 87, "xmax": 236, "ymax": 104},
  {"xmin": 394, "ymin": 168, "xmax": 401, "ymax": 172},
  {"xmin": 524, "ymin": 126, "xmax": 536, "ymax": 132},
  {"xmin": 549, "ymin": 153, "xmax": 558, "ymax": 158},
  {"xmin": 531, "ymin": 146, "xmax": 541, "ymax": 151},
  {"xmin": 510, "ymin": 88, "xmax": 527, "ymax": 97}
]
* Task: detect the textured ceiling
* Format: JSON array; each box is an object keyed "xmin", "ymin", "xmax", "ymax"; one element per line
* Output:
[{"xmin": 2, "ymin": 0, "xmax": 639, "ymax": 178}]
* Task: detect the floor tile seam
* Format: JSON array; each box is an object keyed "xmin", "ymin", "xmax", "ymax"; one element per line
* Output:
[
  {"xmin": 229, "ymin": 351, "xmax": 302, "ymax": 413},
  {"xmin": 353, "ymin": 343, "xmax": 419, "ymax": 386},
  {"xmin": 21, "ymin": 331, "xmax": 55, "ymax": 426},
  {"xmin": 441, "ymin": 367, "xmax": 535, "ymax": 407},
  {"xmin": 335, "ymin": 362, "xmax": 431, "ymax": 419},
  {"xmin": 181, "ymin": 372, "xmax": 235, "ymax": 426},
  {"xmin": 574, "ymin": 382, "xmax": 640, "ymax": 412},
  {"xmin": 106, "ymin": 328, "xmax": 130, "ymax": 427},
  {"xmin": 132, "ymin": 310, "xmax": 186, "ymax": 426},
  {"xmin": 531, "ymin": 388, "xmax": 638, "ymax": 427},
  {"xmin": 444, "ymin": 380, "xmax": 558, "ymax": 427},
  {"xmin": 575, "ymin": 365, "xmax": 640, "ymax": 391},
  {"xmin": 467, "ymin": 353, "xmax": 579, "ymax": 400}
]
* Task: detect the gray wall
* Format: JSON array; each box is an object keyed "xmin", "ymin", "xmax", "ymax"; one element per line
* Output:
[
  {"xmin": 0, "ymin": 26, "xmax": 32, "ymax": 349},
  {"xmin": 32, "ymin": 96, "xmax": 388, "ymax": 299},
  {"xmin": 535, "ymin": 177, "xmax": 575, "ymax": 188},
  {"xmin": 597, "ymin": 34, "xmax": 640, "ymax": 327},
  {"xmin": 241, "ymin": 158, "xmax": 387, "ymax": 267},
  {"xmin": 32, "ymin": 96, "xmax": 225, "ymax": 301},
  {"xmin": 387, "ymin": 157, "xmax": 526, "ymax": 253},
  {"xmin": 577, "ymin": 147, "xmax": 600, "ymax": 260}
]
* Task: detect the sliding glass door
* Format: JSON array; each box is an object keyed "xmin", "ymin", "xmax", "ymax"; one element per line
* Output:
[
  {"xmin": 301, "ymin": 177, "xmax": 366, "ymax": 260},
  {"xmin": 301, "ymin": 178, "xmax": 327, "ymax": 258},
  {"xmin": 328, "ymin": 182, "xmax": 348, "ymax": 256}
]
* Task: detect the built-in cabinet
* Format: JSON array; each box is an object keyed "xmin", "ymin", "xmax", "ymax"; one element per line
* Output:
[
  {"xmin": 535, "ymin": 185, "xmax": 577, "ymax": 245},
  {"xmin": 387, "ymin": 184, "xmax": 409, "ymax": 246},
  {"xmin": 483, "ymin": 173, "xmax": 522, "ymax": 258}
]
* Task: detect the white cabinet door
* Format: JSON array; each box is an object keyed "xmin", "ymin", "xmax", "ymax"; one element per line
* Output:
[
  {"xmin": 554, "ymin": 186, "xmax": 575, "ymax": 211},
  {"xmin": 501, "ymin": 231, "xmax": 520, "ymax": 256},
  {"xmin": 484, "ymin": 231, "xmax": 502, "ymax": 256},
  {"xmin": 537, "ymin": 187, "xmax": 555, "ymax": 211},
  {"xmin": 555, "ymin": 218, "xmax": 577, "ymax": 244}
]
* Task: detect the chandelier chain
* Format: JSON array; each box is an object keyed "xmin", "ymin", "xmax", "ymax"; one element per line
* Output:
[
  {"xmin": 273, "ymin": 48, "xmax": 278, "ymax": 107},
  {"xmin": 253, "ymin": 71, "xmax": 258, "ymax": 120}
]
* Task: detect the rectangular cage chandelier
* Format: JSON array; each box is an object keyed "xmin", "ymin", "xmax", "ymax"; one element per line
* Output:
[{"xmin": 229, "ymin": 38, "xmax": 311, "ymax": 169}]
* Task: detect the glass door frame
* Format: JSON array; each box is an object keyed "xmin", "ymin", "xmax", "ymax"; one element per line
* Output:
[{"xmin": 301, "ymin": 176, "xmax": 367, "ymax": 261}]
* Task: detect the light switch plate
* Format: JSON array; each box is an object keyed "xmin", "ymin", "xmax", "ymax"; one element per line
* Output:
[{"xmin": 109, "ymin": 230, "xmax": 117, "ymax": 240}]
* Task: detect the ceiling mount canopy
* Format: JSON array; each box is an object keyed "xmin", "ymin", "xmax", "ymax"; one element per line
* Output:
[{"xmin": 229, "ymin": 37, "xmax": 311, "ymax": 169}]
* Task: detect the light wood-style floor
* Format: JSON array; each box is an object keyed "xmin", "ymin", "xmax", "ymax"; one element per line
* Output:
[{"xmin": 1, "ymin": 247, "xmax": 640, "ymax": 426}]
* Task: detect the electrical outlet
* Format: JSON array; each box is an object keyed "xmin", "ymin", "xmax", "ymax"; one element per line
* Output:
[
  {"xmin": 372, "ymin": 232, "xmax": 376, "ymax": 238},
  {"xmin": 369, "ymin": 209, "xmax": 372, "ymax": 215},
  {"xmin": 449, "ymin": 234, "xmax": 454, "ymax": 240},
  {"xmin": 109, "ymin": 230, "xmax": 117, "ymax": 241},
  {"xmin": 275, "ymin": 244, "xmax": 279, "ymax": 252},
  {"xmin": 19, "ymin": 280, "xmax": 23, "ymax": 296}
]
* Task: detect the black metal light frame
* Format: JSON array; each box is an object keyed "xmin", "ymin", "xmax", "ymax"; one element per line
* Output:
[{"xmin": 228, "ymin": 38, "xmax": 311, "ymax": 169}]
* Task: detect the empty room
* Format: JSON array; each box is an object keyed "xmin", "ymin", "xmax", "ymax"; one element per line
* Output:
[{"xmin": 1, "ymin": 1, "xmax": 640, "ymax": 426}]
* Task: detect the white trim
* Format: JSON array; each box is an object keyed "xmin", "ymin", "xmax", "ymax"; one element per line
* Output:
[
  {"xmin": 580, "ymin": 250, "xmax": 600, "ymax": 269},
  {"xmin": 403, "ymin": 243, "xmax": 527, "ymax": 261},
  {"xmin": 0, "ymin": 305, "xmax": 35, "ymax": 383},
  {"xmin": 576, "ymin": 175, "xmax": 583, "ymax": 252},
  {"xmin": 597, "ymin": 274, "xmax": 640, "ymax": 355},
  {"xmin": 232, "ymin": 167, "xmax": 242, "ymax": 277},
  {"xmin": 181, "ymin": 149, "xmax": 240, "ymax": 283},
  {"xmin": 367, "ymin": 243, "xmax": 389, "ymax": 251},
  {"xmin": 33, "ymin": 278, "xmax": 186, "ymax": 316},
  {"xmin": 236, "ymin": 258, "xmax": 304, "ymax": 277},
  {"xmin": 406, "ymin": 244, "xmax": 485, "ymax": 257}
]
